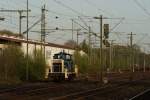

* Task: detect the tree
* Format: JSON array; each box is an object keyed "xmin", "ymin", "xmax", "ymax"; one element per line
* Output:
[
  {"xmin": 28, "ymin": 50, "xmax": 46, "ymax": 80},
  {"xmin": 0, "ymin": 45, "xmax": 24, "ymax": 81},
  {"xmin": 64, "ymin": 40, "xmax": 77, "ymax": 48},
  {"xmin": 0, "ymin": 30, "xmax": 23, "ymax": 37},
  {"xmin": 0, "ymin": 30, "xmax": 14, "ymax": 35},
  {"xmin": 80, "ymin": 40, "xmax": 89, "ymax": 53}
]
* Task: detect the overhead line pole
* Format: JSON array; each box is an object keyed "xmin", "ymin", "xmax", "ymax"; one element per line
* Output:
[
  {"xmin": 128, "ymin": 32, "xmax": 136, "ymax": 81},
  {"xmin": 26, "ymin": 0, "xmax": 29, "ymax": 81},
  {"xmin": 94, "ymin": 15, "xmax": 103, "ymax": 82},
  {"xmin": 72, "ymin": 19, "xmax": 74, "ymax": 40},
  {"xmin": 100, "ymin": 15, "xmax": 103, "ymax": 83},
  {"xmin": 128, "ymin": 32, "xmax": 136, "ymax": 73},
  {"xmin": 88, "ymin": 26, "xmax": 91, "ymax": 65},
  {"xmin": 143, "ymin": 43, "xmax": 150, "ymax": 72},
  {"xmin": 41, "ymin": 5, "xmax": 46, "ymax": 57},
  {"xmin": 143, "ymin": 47, "xmax": 146, "ymax": 72},
  {"xmin": 0, "ymin": 9, "xmax": 31, "ymax": 35},
  {"xmin": 0, "ymin": 17, "xmax": 5, "ymax": 21}
]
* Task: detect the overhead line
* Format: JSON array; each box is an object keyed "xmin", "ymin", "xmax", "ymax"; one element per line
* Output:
[
  {"xmin": 110, "ymin": 18, "xmax": 125, "ymax": 32},
  {"xmin": 133, "ymin": 0, "xmax": 150, "ymax": 17},
  {"xmin": 48, "ymin": 10, "xmax": 74, "ymax": 18},
  {"xmin": 53, "ymin": 0, "xmax": 85, "ymax": 16},
  {"xmin": 78, "ymin": 16, "xmax": 89, "ymax": 28},
  {"xmin": 83, "ymin": 0, "xmax": 114, "ymax": 16},
  {"xmin": 72, "ymin": 20, "xmax": 88, "ymax": 31}
]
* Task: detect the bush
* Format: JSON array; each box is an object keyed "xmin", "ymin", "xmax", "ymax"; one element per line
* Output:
[
  {"xmin": 74, "ymin": 51, "xmax": 89, "ymax": 73},
  {"xmin": 0, "ymin": 45, "xmax": 46, "ymax": 83},
  {"xmin": 28, "ymin": 50, "xmax": 46, "ymax": 81},
  {"xmin": 17, "ymin": 50, "xmax": 46, "ymax": 81},
  {"xmin": 0, "ymin": 45, "xmax": 24, "ymax": 81}
]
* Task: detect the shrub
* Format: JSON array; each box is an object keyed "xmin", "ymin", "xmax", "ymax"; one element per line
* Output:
[
  {"xmin": 0, "ymin": 45, "xmax": 46, "ymax": 83},
  {"xmin": 28, "ymin": 50, "xmax": 46, "ymax": 81},
  {"xmin": 73, "ymin": 51, "xmax": 89, "ymax": 73},
  {"xmin": 17, "ymin": 50, "xmax": 46, "ymax": 81},
  {"xmin": 0, "ymin": 45, "xmax": 24, "ymax": 81}
]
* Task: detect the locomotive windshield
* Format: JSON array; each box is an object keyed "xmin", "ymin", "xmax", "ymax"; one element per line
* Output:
[
  {"xmin": 53, "ymin": 52, "xmax": 72, "ymax": 60},
  {"xmin": 66, "ymin": 55, "xmax": 71, "ymax": 60}
]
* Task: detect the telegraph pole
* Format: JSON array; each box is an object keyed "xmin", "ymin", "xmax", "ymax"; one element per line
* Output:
[
  {"xmin": 41, "ymin": 5, "xmax": 46, "ymax": 57},
  {"xmin": 76, "ymin": 29, "xmax": 81, "ymax": 50},
  {"xmin": 26, "ymin": 0, "xmax": 29, "ymax": 81},
  {"xmin": 128, "ymin": 32, "xmax": 136, "ymax": 73},
  {"xmin": 76, "ymin": 29, "xmax": 81, "ymax": 63},
  {"xmin": 88, "ymin": 26, "xmax": 91, "ymax": 65},
  {"xmin": 19, "ymin": 11, "xmax": 25, "ymax": 36},
  {"xmin": 143, "ymin": 43, "xmax": 150, "ymax": 72},
  {"xmin": 0, "ymin": 17, "xmax": 4, "ymax": 21},
  {"xmin": 100, "ymin": 15, "xmax": 103, "ymax": 82},
  {"xmin": 93, "ymin": 15, "xmax": 103, "ymax": 82},
  {"xmin": 72, "ymin": 19, "xmax": 74, "ymax": 40},
  {"xmin": 143, "ymin": 47, "xmax": 146, "ymax": 72},
  {"xmin": 128, "ymin": 32, "xmax": 136, "ymax": 81},
  {"xmin": 77, "ymin": 30, "xmax": 79, "ymax": 49}
]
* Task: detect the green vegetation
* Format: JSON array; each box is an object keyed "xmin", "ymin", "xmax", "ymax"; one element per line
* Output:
[
  {"xmin": 73, "ymin": 40, "xmax": 101, "ymax": 74},
  {"xmin": 74, "ymin": 51, "xmax": 89, "ymax": 73},
  {"xmin": 0, "ymin": 45, "xmax": 24, "ymax": 83},
  {"xmin": 27, "ymin": 50, "xmax": 46, "ymax": 81},
  {"xmin": 73, "ymin": 40, "xmax": 150, "ymax": 74},
  {"xmin": 0, "ymin": 30, "xmax": 14, "ymax": 35},
  {"xmin": 0, "ymin": 45, "xmax": 46, "ymax": 83}
]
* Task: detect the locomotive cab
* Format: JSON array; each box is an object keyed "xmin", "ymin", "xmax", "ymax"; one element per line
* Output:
[{"xmin": 48, "ymin": 51, "xmax": 77, "ymax": 81}]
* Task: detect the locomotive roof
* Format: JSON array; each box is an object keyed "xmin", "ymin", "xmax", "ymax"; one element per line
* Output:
[{"xmin": 54, "ymin": 51, "xmax": 72, "ymax": 56}]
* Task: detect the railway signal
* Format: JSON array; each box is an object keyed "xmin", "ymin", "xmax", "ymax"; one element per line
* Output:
[
  {"xmin": 104, "ymin": 24, "xmax": 109, "ymax": 39},
  {"xmin": 0, "ymin": 17, "xmax": 5, "ymax": 21},
  {"xmin": 94, "ymin": 15, "xmax": 103, "ymax": 83},
  {"xmin": 103, "ymin": 39, "xmax": 110, "ymax": 47}
]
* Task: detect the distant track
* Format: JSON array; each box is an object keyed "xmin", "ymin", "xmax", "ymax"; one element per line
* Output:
[
  {"xmin": 50, "ymin": 81, "xmax": 136, "ymax": 100},
  {"xmin": 0, "ymin": 81, "xmax": 65, "ymax": 95},
  {"xmin": 48, "ymin": 77, "xmax": 150, "ymax": 100},
  {"xmin": 129, "ymin": 89, "xmax": 150, "ymax": 100}
]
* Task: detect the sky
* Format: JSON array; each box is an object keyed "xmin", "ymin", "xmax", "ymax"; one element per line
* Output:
[{"xmin": 0, "ymin": 0, "xmax": 150, "ymax": 51}]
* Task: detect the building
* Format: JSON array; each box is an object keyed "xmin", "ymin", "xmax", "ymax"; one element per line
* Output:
[{"xmin": 0, "ymin": 34, "xmax": 75, "ymax": 78}]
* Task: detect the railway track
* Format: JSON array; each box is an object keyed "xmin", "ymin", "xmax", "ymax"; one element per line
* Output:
[
  {"xmin": 49, "ymin": 82, "xmax": 136, "ymax": 100},
  {"xmin": 0, "ymin": 82, "xmax": 52, "ymax": 94},
  {"xmin": 0, "ymin": 73, "xmax": 150, "ymax": 100},
  {"xmin": 0, "ymin": 80, "xmax": 99, "ymax": 100},
  {"xmin": 0, "ymin": 81, "xmax": 70, "ymax": 99},
  {"xmin": 49, "ymin": 78, "xmax": 150, "ymax": 100},
  {"xmin": 129, "ymin": 89, "xmax": 150, "ymax": 100}
]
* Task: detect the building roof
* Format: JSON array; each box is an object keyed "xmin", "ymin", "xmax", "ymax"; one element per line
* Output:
[{"xmin": 0, "ymin": 35, "xmax": 74, "ymax": 50}]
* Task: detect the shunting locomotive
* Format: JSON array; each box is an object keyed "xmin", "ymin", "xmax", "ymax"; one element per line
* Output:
[{"xmin": 48, "ymin": 51, "xmax": 78, "ymax": 81}]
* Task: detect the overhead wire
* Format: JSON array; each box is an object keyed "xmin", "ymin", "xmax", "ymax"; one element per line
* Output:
[
  {"xmin": 47, "ymin": 10, "xmax": 74, "ymax": 18},
  {"xmin": 53, "ymin": 0, "xmax": 85, "ymax": 16},
  {"xmin": 133, "ymin": 0, "xmax": 150, "ymax": 17},
  {"xmin": 110, "ymin": 18, "xmax": 125, "ymax": 32},
  {"xmin": 52, "ymin": 0, "xmax": 92, "ymax": 30},
  {"xmin": 51, "ymin": 32, "xmax": 69, "ymax": 42},
  {"xmin": 83, "ymin": 0, "xmax": 114, "ymax": 16},
  {"xmin": 135, "ymin": 33, "xmax": 148, "ymax": 44}
]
